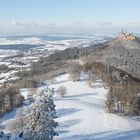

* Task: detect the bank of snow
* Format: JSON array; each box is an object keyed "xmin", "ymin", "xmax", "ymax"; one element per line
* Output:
[{"xmin": 49, "ymin": 74, "xmax": 140, "ymax": 140}]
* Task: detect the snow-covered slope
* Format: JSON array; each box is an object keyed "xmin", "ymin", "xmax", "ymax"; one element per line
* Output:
[
  {"xmin": 1, "ymin": 74, "xmax": 140, "ymax": 140},
  {"xmin": 49, "ymin": 74, "xmax": 140, "ymax": 140}
]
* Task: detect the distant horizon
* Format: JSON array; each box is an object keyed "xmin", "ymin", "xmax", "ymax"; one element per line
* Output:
[
  {"xmin": 0, "ymin": 32, "xmax": 115, "ymax": 37},
  {"xmin": 0, "ymin": 32, "xmax": 140, "ymax": 38}
]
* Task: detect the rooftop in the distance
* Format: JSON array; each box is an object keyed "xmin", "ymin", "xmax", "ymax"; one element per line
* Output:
[{"xmin": 115, "ymin": 30, "xmax": 136, "ymax": 41}]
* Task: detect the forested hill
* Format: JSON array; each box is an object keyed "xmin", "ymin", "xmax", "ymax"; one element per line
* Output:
[
  {"xmin": 31, "ymin": 32, "xmax": 140, "ymax": 80},
  {"xmin": 105, "ymin": 31, "xmax": 140, "ymax": 80}
]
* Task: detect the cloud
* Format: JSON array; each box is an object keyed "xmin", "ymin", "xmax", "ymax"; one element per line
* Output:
[
  {"xmin": 0, "ymin": 21, "xmax": 140, "ymax": 36},
  {"xmin": 11, "ymin": 20, "xmax": 17, "ymax": 26},
  {"xmin": 75, "ymin": 22, "xmax": 85, "ymax": 26},
  {"xmin": 47, "ymin": 23, "xmax": 57, "ymax": 27},
  {"xmin": 98, "ymin": 22, "xmax": 112, "ymax": 26},
  {"xmin": 10, "ymin": 20, "xmax": 23, "ymax": 27}
]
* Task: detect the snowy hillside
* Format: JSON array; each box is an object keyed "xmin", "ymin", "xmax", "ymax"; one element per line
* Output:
[
  {"xmin": 49, "ymin": 74, "xmax": 140, "ymax": 140},
  {"xmin": 1, "ymin": 74, "xmax": 140, "ymax": 140}
]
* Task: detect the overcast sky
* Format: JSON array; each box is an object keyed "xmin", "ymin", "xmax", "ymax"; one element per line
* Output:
[{"xmin": 0, "ymin": 0, "xmax": 140, "ymax": 35}]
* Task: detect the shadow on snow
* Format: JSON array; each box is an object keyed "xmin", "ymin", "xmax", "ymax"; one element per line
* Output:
[
  {"xmin": 59, "ymin": 130, "xmax": 140, "ymax": 140},
  {"xmin": 57, "ymin": 108, "xmax": 82, "ymax": 117}
]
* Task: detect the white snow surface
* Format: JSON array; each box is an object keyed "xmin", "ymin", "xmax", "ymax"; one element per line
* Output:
[
  {"xmin": 0, "ymin": 36, "xmax": 107, "ymax": 52},
  {"xmin": 0, "ymin": 74, "xmax": 140, "ymax": 140},
  {"xmin": 49, "ymin": 74, "xmax": 140, "ymax": 140},
  {"xmin": 40, "ymin": 38, "xmax": 106, "ymax": 51},
  {"xmin": 0, "ymin": 37, "xmax": 42, "ymax": 45},
  {"xmin": 0, "ymin": 70, "xmax": 18, "ymax": 83}
]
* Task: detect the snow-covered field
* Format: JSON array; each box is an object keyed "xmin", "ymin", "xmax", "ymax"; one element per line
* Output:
[
  {"xmin": 0, "ymin": 73, "xmax": 140, "ymax": 140},
  {"xmin": 0, "ymin": 36, "xmax": 107, "ymax": 51},
  {"xmin": 41, "ymin": 38, "xmax": 106, "ymax": 51},
  {"xmin": 49, "ymin": 74, "xmax": 140, "ymax": 140},
  {"xmin": 0, "ymin": 37, "xmax": 42, "ymax": 45}
]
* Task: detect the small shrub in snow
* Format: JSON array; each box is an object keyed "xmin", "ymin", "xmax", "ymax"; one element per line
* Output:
[{"xmin": 57, "ymin": 86, "xmax": 67, "ymax": 98}]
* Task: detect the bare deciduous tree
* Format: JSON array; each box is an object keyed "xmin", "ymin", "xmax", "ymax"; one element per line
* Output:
[
  {"xmin": 68, "ymin": 64, "xmax": 81, "ymax": 82},
  {"xmin": 57, "ymin": 86, "xmax": 67, "ymax": 98}
]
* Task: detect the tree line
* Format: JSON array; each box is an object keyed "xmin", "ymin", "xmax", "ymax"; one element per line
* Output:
[{"xmin": 0, "ymin": 86, "xmax": 23, "ymax": 116}]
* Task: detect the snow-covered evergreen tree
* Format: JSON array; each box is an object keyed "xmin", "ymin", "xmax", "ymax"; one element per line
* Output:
[
  {"xmin": 9, "ymin": 88, "xmax": 58, "ymax": 140},
  {"xmin": 23, "ymin": 88, "xmax": 58, "ymax": 140}
]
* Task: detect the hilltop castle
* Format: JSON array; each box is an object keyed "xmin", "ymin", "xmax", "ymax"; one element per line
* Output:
[{"xmin": 116, "ymin": 30, "xmax": 136, "ymax": 41}]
